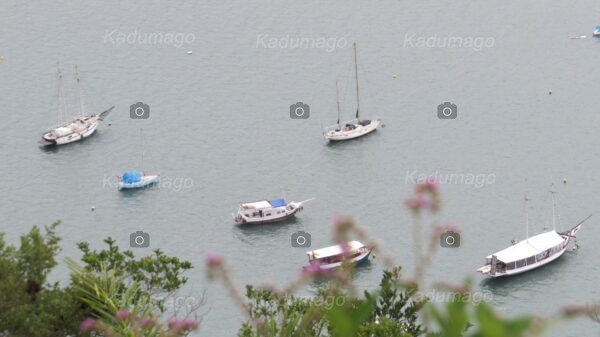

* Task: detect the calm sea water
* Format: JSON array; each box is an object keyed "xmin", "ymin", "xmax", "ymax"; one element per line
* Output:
[{"xmin": 2, "ymin": 1, "xmax": 600, "ymax": 336}]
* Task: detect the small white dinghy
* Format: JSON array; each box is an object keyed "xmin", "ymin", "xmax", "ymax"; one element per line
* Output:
[
  {"xmin": 323, "ymin": 43, "xmax": 381, "ymax": 142},
  {"xmin": 233, "ymin": 197, "xmax": 313, "ymax": 225},
  {"xmin": 40, "ymin": 64, "xmax": 113, "ymax": 146},
  {"xmin": 305, "ymin": 241, "xmax": 372, "ymax": 270},
  {"xmin": 477, "ymin": 192, "xmax": 591, "ymax": 278}
]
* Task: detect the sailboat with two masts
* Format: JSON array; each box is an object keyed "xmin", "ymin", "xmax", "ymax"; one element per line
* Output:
[
  {"xmin": 477, "ymin": 189, "xmax": 590, "ymax": 278},
  {"xmin": 323, "ymin": 42, "xmax": 381, "ymax": 142},
  {"xmin": 40, "ymin": 63, "xmax": 114, "ymax": 146}
]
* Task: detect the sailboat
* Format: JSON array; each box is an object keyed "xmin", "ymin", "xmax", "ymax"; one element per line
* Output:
[
  {"xmin": 477, "ymin": 190, "xmax": 590, "ymax": 278},
  {"xmin": 40, "ymin": 63, "xmax": 114, "ymax": 146},
  {"xmin": 323, "ymin": 42, "xmax": 381, "ymax": 142},
  {"xmin": 118, "ymin": 129, "xmax": 160, "ymax": 190}
]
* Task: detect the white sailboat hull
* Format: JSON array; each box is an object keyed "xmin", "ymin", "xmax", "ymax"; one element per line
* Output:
[
  {"xmin": 324, "ymin": 119, "xmax": 380, "ymax": 141},
  {"xmin": 55, "ymin": 120, "xmax": 98, "ymax": 145},
  {"xmin": 119, "ymin": 175, "xmax": 160, "ymax": 190}
]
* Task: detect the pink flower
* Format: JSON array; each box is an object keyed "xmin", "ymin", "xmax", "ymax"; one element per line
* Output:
[
  {"xmin": 405, "ymin": 194, "xmax": 434, "ymax": 211},
  {"xmin": 168, "ymin": 318, "xmax": 199, "ymax": 330},
  {"xmin": 205, "ymin": 252, "xmax": 223, "ymax": 267},
  {"xmin": 415, "ymin": 175, "xmax": 440, "ymax": 193},
  {"xmin": 442, "ymin": 223, "xmax": 459, "ymax": 232},
  {"xmin": 181, "ymin": 318, "xmax": 199, "ymax": 330},
  {"xmin": 303, "ymin": 261, "xmax": 332, "ymax": 277},
  {"xmin": 139, "ymin": 316, "xmax": 153, "ymax": 327},
  {"xmin": 425, "ymin": 175, "xmax": 439, "ymax": 189},
  {"xmin": 115, "ymin": 308, "xmax": 130, "ymax": 321},
  {"xmin": 80, "ymin": 318, "xmax": 96, "ymax": 332}
]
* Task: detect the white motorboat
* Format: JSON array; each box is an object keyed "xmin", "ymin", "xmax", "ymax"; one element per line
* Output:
[
  {"xmin": 323, "ymin": 42, "xmax": 381, "ymax": 142},
  {"xmin": 40, "ymin": 64, "xmax": 113, "ymax": 146},
  {"xmin": 305, "ymin": 241, "xmax": 372, "ymax": 270},
  {"xmin": 233, "ymin": 198, "xmax": 313, "ymax": 225},
  {"xmin": 594, "ymin": 25, "xmax": 600, "ymax": 36},
  {"xmin": 477, "ymin": 192, "xmax": 590, "ymax": 278}
]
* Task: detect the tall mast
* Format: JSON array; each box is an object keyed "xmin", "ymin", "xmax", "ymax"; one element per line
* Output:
[
  {"xmin": 335, "ymin": 80, "xmax": 341, "ymax": 126},
  {"xmin": 56, "ymin": 62, "xmax": 66, "ymax": 124},
  {"xmin": 140, "ymin": 128, "xmax": 145, "ymax": 170},
  {"xmin": 353, "ymin": 42, "xmax": 360, "ymax": 120},
  {"xmin": 75, "ymin": 65, "xmax": 84, "ymax": 116},
  {"xmin": 550, "ymin": 185, "xmax": 557, "ymax": 231},
  {"xmin": 524, "ymin": 194, "xmax": 530, "ymax": 242}
]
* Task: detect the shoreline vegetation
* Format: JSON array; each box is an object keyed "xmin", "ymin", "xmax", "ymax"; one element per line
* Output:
[{"xmin": 1, "ymin": 180, "xmax": 599, "ymax": 337}]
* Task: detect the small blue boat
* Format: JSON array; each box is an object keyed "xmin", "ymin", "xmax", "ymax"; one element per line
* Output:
[
  {"xmin": 594, "ymin": 25, "xmax": 600, "ymax": 36},
  {"xmin": 118, "ymin": 170, "xmax": 159, "ymax": 190}
]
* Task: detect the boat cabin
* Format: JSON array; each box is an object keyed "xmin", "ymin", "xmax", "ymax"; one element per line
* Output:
[
  {"xmin": 306, "ymin": 241, "xmax": 368, "ymax": 265},
  {"xmin": 484, "ymin": 230, "xmax": 567, "ymax": 276}
]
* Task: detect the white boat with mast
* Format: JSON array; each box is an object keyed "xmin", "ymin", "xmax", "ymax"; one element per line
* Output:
[
  {"xmin": 40, "ymin": 63, "xmax": 114, "ymax": 147},
  {"xmin": 477, "ymin": 190, "xmax": 590, "ymax": 278},
  {"xmin": 323, "ymin": 42, "xmax": 381, "ymax": 142},
  {"xmin": 305, "ymin": 241, "xmax": 372, "ymax": 270},
  {"xmin": 233, "ymin": 196, "xmax": 314, "ymax": 225},
  {"xmin": 118, "ymin": 129, "xmax": 160, "ymax": 190}
]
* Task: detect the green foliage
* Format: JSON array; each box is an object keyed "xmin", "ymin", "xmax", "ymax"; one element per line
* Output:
[
  {"xmin": 78, "ymin": 237, "xmax": 193, "ymax": 294},
  {"xmin": 237, "ymin": 267, "xmax": 422, "ymax": 337},
  {"xmin": 0, "ymin": 221, "xmax": 83, "ymax": 337},
  {"xmin": 359, "ymin": 266, "xmax": 424, "ymax": 337},
  {"xmin": 427, "ymin": 293, "xmax": 533, "ymax": 337},
  {"xmin": 0, "ymin": 222, "xmax": 195, "ymax": 337}
]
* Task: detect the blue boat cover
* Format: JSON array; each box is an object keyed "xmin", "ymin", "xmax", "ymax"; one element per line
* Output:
[
  {"xmin": 269, "ymin": 198, "xmax": 287, "ymax": 207},
  {"xmin": 122, "ymin": 171, "xmax": 142, "ymax": 183}
]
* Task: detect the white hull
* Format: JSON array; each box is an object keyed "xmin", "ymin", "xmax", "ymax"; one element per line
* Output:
[
  {"xmin": 316, "ymin": 250, "xmax": 371, "ymax": 270},
  {"xmin": 119, "ymin": 175, "xmax": 160, "ymax": 190},
  {"xmin": 324, "ymin": 119, "xmax": 380, "ymax": 141},
  {"xmin": 55, "ymin": 120, "xmax": 98, "ymax": 145},
  {"xmin": 41, "ymin": 106, "xmax": 113, "ymax": 147},
  {"xmin": 485, "ymin": 242, "xmax": 568, "ymax": 278},
  {"xmin": 234, "ymin": 199, "xmax": 312, "ymax": 225},
  {"xmin": 478, "ymin": 219, "xmax": 587, "ymax": 278},
  {"xmin": 594, "ymin": 29, "xmax": 600, "ymax": 36}
]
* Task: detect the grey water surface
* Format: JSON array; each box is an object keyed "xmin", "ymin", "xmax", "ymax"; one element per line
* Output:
[{"xmin": 1, "ymin": 1, "xmax": 600, "ymax": 336}]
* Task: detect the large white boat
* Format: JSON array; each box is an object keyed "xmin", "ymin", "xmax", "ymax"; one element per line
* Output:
[
  {"xmin": 305, "ymin": 241, "xmax": 372, "ymax": 270},
  {"xmin": 477, "ymin": 192, "xmax": 590, "ymax": 278},
  {"xmin": 40, "ymin": 64, "xmax": 113, "ymax": 147},
  {"xmin": 323, "ymin": 43, "xmax": 381, "ymax": 142},
  {"xmin": 233, "ymin": 198, "xmax": 313, "ymax": 225}
]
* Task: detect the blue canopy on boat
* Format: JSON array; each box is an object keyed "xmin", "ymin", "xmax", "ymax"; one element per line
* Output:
[
  {"xmin": 596, "ymin": 25, "xmax": 600, "ymax": 30},
  {"xmin": 122, "ymin": 171, "xmax": 142, "ymax": 183},
  {"xmin": 269, "ymin": 198, "xmax": 287, "ymax": 207}
]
